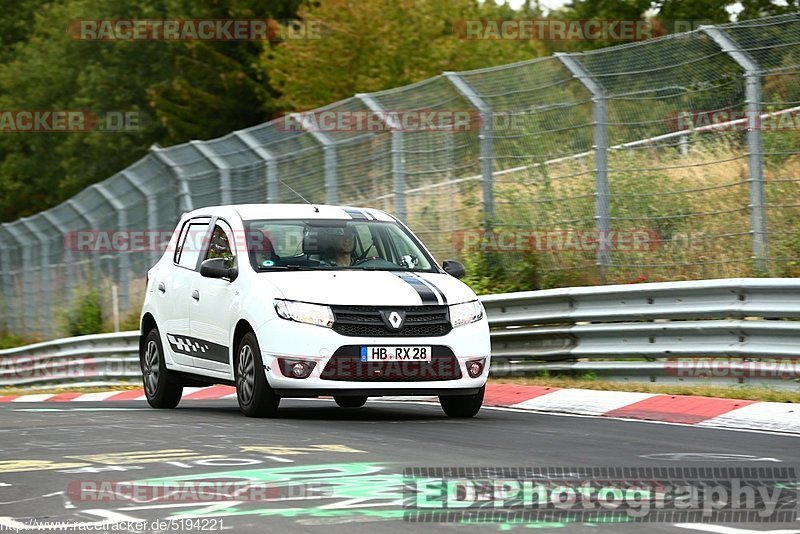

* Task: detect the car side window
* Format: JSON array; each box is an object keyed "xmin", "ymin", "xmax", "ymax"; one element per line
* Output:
[
  {"xmin": 175, "ymin": 219, "xmax": 211, "ymax": 270},
  {"xmin": 205, "ymin": 221, "xmax": 236, "ymax": 269}
]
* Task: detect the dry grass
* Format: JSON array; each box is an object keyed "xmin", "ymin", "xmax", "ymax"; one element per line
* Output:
[{"xmin": 0, "ymin": 385, "xmax": 139, "ymax": 396}]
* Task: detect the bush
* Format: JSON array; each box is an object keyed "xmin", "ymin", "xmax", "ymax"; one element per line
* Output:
[{"xmin": 64, "ymin": 291, "xmax": 103, "ymax": 337}]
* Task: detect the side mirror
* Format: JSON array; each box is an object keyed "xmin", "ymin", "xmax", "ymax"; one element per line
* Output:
[
  {"xmin": 200, "ymin": 258, "xmax": 238, "ymax": 281},
  {"xmin": 443, "ymin": 260, "xmax": 466, "ymax": 279}
]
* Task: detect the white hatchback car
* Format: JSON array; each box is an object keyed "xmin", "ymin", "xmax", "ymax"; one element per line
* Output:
[{"xmin": 139, "ymin": 204, "xmax": 490, "ymax": 417}]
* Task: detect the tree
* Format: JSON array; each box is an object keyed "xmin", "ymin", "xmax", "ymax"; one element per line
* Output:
[{"xmin": 262, "ymin": 0, "xmax": 546, "ymax": 112}]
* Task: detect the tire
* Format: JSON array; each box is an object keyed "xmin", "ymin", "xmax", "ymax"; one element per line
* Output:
[
  {"xmin": 140, "ymin": 327, "xmax": 183, "ymax": 409},
  {"xmin": 334, "ymin": 396, "xmax": 367, "ymax": 408},
  {"xmin": 439, "ymin": 385, "xmax": 485, "ymax": 418},
  {"xmin": 236, "ymin": 332, "xmax": 280, "ymax": 417}
]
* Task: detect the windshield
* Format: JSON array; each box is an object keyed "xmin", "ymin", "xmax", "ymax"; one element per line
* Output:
[{"xmin": 244, "ymin": 219, "xmax": 438, "ymax": 273}]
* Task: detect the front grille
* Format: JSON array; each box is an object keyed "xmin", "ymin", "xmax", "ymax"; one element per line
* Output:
[
  {"xmin": 331, "ymin": 305, "xmax": 451, "ymax": 337},
  {"xmin": 321, "ymin": 346, "xmax": 462, "ymax": 381}
]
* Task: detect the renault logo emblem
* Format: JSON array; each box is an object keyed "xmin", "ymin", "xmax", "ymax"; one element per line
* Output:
[{"xmin": 381, "ymin": 310, "xmax": 405, "ymax": 330}]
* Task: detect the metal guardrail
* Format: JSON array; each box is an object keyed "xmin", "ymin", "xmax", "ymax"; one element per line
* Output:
[{"xmin": 2, "ymin": 278, "xmax": 799, "ymax": 389}]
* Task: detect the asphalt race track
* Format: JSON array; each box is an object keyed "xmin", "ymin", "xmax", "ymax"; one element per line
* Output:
[{"xmin": 0, "ymin": 398, "xmax": 797, "ymax": 533}]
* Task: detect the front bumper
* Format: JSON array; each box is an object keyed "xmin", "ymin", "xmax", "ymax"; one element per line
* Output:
[{"xmin": 255, "ymin": 316, "xmax": 490, "ymax": 394}]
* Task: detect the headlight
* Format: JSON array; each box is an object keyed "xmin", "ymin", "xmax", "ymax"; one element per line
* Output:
[
  {"xmin": 449, "ymin": 300, "xmax": 484, "ymax": 328},
  {"xmin": 274, "ymin": 300, "xmax": 334, "ymax": 328}
]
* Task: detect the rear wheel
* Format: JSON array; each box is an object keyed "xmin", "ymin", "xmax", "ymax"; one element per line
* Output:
[
  {"xmin": 140, "ymin": 327, "xmax": 183, "ymax": 409},
  {"xmin": 334, "ymin": 396, "xmax": 367, "ymax": 408},
  {"xmin": 439, "ymin": 386, "xmax": 485, "ymax": 418},
  {"xmin": 236, "ymin": 332, "xmax": 280, "ymax": 417}
]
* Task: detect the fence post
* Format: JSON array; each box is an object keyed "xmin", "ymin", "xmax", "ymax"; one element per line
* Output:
[
  {"xmin": 444, "ymin": 72, "xmax": 494, "ymax": 232},
  {"xmin": 190, "ymin": 141, "xmax": 232, "ymax": 205},
  {"xmin": 556, "ymin": 53, "xmax": 611, "ymax": 282},
  {"xmin": 40, "ymin": 211, "xmax": 72, "ymax": 312},
  {"xmin": 121, "ymin": 170, "xmax": 161, "ymax": 268},
  {"xmin": 94, "ymin": 184, "xmax": 129, "ymax": 312},
  {"xmin": 0, "ymin": 226, "xmax": 18, "ymax": 333},
  {"xmin": 149, "ymin": 145, "xmax": 194, "ymax": 213},
  {"xmin": 297, "ymin": 115, "xmax": 337, "ymax": 204},
  {"xmin": 19, "ymin": 218, "xmax": 55, "ymax": 337},
  {"xmin": 702, "ymin": 26, "xmax": 767, "ymax": 273},
  {"xmin": 66, "ymin": 198, "xmax": 102, "ymax": 322},
  {"xmin": 234, "ymin": 131, "xmax": 279, "ymax": 203},
  {"xmin": 356, "ymin": 93, "xmax": 407, "ymax": 220},
  {"xmin": 13, "ymin": 227, "xmax": 37, "ymax": 335}
]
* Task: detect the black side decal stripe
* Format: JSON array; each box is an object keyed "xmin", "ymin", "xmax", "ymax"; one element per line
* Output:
[
  {"xmin": 396, "ymin": 274, "xmax": 439, "ymax": 305},
  {"xmin": 166, "ymin": 334, "xmax": 229, "ymax": 364}
]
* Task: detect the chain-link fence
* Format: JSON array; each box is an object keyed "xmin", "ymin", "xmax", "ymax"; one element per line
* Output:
[{"xmin": 2, "ymin": 14, "xmax": 799, "ymax": 337}]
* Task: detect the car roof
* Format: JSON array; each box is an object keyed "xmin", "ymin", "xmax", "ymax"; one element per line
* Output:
[{"xmin": 182, "ymin": 204, "xmax": 397, "ymax": 223}]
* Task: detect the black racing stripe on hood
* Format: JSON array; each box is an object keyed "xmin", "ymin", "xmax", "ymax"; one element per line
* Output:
[
  {"xmin": 412, "ymin": 273, "xmax": 448, "ymax": 304},
  {"xmin": 396, "ymin": 273, "xmax": 439, "ymax": 305}
]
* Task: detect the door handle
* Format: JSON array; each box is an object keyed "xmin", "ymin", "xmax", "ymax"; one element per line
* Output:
[
  {"xmin": 157, "ymin": 282, "xmax": 166, "ymax": 293},
  {"xmin": 192, "ymin": 290, "xmax": 200, "ymax": 301}
]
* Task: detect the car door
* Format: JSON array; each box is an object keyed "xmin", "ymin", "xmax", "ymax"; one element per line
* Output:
[
  {"xmin": 159, "ymin": 217, "xmax": 211, "ymax": 368},
  {"xmin": 190, "ymin": 218, "xmax": 238, "ymax": 373}
]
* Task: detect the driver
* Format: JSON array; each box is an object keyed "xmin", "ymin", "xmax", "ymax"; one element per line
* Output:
[{"xmin": 320, "ymin": 226, "xmax": 356, "ymax": 267}]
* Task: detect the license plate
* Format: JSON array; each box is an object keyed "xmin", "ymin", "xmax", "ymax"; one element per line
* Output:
[{"xmin": 360, "ymin": 346, "xmax": 431, "ymax": 362}]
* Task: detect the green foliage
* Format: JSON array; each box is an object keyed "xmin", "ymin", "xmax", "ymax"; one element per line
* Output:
[
  {"xmin": 0, "ymin": 0, "xmax": 300, "ymax": 222},
  {"xmin": 462, "ymin": 249, "xmax": 542, "ymax": 295},
  {"xmin": 262, "ymin": 0, "xmax": 546, "ymax": 111},
  {"xmin": 0, "ymin": 333, "xmax": 33, "ymax": 349},
  {"xmin": 64, "ymin": 290, "xmax": 103, "ymax": 337}
]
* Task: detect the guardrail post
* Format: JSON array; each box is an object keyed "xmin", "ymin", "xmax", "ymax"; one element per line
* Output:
[
  {"xmin": 702, "ymin": 26, "xmax": 767, "ymax": 273},
  {"xmin": 190, "ymin": 141, "xmax": 232, "ymax": 205},
  {"xmin": 234, "ymin": 131, "xmax": 279, "ymax": 202},
  {"xmin": 556, "ymin": 53, "xmax": 611, "ymax": 282},
  {"xmin": 149, "ymin": 145, "xmax": 194, "ymax": 213},
  {"xmin": 444, "ymin": 72, "xmax": 494, "ymax": 231},
  {"xmin": 296, "ymin": 115, "xmax": 337, "ymax": 204},
  {"xmin": 94, "ymin": 184, "xmax": 129, "ymax": 312},
  {"xmin": 356, "ymin": 93, "xmax": 406, "ymax": 219}
]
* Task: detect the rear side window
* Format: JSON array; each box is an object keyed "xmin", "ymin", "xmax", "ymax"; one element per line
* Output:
[{"xmin": 174, "ymin": 219, "xmax": 211, "ymax": 270}]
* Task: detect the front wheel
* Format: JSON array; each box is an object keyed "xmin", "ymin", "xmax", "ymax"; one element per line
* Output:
[
  {"xmin": 334, "ymin": 396, "xmax": 367, "ymax": 408},
  {"xmin": 140, "ymin": 327, "xmax": 183, "ymax": 409},
  {"xmin": 236, "ymin": 332, "xmax": 280, "ymax": 418},
  {"xmin": 439, "ymin": 386, "xmax": 485, "ymax": 418}
]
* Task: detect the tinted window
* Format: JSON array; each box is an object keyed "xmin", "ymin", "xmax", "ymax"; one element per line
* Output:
[{"xmin": 245, "ymin": 219, "xmax": 436, "ymax": 272}]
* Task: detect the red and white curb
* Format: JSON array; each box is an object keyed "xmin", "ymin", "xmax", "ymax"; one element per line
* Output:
[{"xmin": 1, "ymin": 384, "xmax": 797, "ymax": 435}]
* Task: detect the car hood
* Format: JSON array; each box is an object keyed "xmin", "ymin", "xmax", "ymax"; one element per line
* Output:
[{"xmin": 259, "ymin": 270, "xmax": 477, "ymax": 306}]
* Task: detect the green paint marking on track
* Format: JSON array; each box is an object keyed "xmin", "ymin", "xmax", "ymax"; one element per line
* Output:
[{"xmin": 139, "ymin": 462, "xmax": 632, "ymax": 530}]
